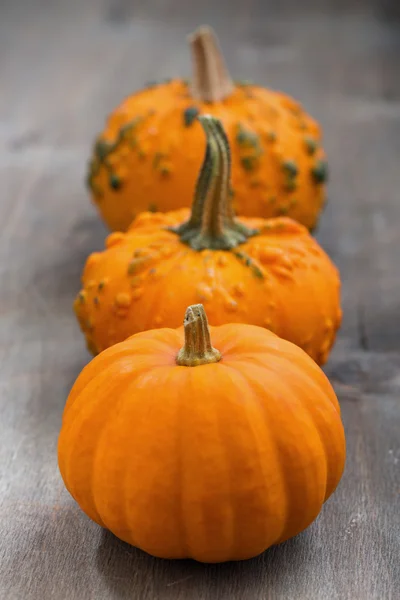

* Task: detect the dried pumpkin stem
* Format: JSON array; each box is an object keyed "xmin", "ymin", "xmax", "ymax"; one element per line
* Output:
[
  {"xmin": 171, "ymin": 115, "xmax": 257, "ymax": 250},
  {"xmin": 176, "ymin": 304, "xmax": 221, "ymax": 367},
  {"xmin": 189, "ymin": 26, "xmax": 234, "ymax": 102}
]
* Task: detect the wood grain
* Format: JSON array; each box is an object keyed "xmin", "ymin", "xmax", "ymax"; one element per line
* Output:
[{"xmin": 0, "ymin": 0, "xmax": 399, "ymax": 598}]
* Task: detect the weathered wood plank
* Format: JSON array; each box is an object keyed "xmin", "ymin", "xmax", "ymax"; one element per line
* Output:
[{"xmin": 0, "ymin": 1, "xmax": 399, "ymax": 598}]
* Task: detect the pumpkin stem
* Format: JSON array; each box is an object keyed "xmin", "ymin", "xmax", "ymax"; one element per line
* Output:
[
  {"xmin": 170, "ymin": 115, "xmax": 257, "ymax": 250},
  {"xmin": 189, "ymin": 26, "xmax": 234, "ymax": 102},
  {"xmin": 176, "ymin": 304, "xmax": 222, "ymax": 367}
]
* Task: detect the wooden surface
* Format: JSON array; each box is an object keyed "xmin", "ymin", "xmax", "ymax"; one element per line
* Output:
[{"xmin": 1, "ymin": 0, "xmax": 399, "ymax": 598}]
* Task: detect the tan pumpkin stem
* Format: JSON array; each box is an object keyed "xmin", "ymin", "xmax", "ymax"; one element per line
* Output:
[
  {"xmin": 189, "ymin": 26, "xmax": 234, "ymax": 103},
  {"xmin": 170, "ymin": 115, "xmax": 257, "ymax": 250},
  {"xmin": 176, "ymin": 304, "xmax": 221, "ymax": 367}
]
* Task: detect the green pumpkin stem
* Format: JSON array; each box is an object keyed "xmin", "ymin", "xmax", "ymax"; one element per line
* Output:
[
  {"xmin": 176, "ymin": 304, "xmax": 221, "ymax": 367},
  {"xmin": 189, "ymin": 26, "xmax": 234, "ymax": 103},
  {"xmin": 171, "ymin": 115, "xmax": 257, "ymax": 250}
]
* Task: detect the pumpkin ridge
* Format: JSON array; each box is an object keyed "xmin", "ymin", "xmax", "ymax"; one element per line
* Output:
[
  {"xmin": 61, "ymin": 354, "xmax": 170, "ymax": 449},
  {"xmin": 95, "ymin": 363, "xmax": 184, "ymax": 541},
  {"xmin": 218, "ymin": 362, "xmax": 285, "ymax": 554},
  {"xmin": 61, "ymin": 360, "xmax": 128, "ymax": 430},
  {"xmin": 63, "ymin": 340, "xmax": 175, "ymax": 416},
  {"xmin": 206, "ymin": 322, "xmax": 279, "ymax": 356},
  {"xmin": 176, "ymin": 368, "xmax": 188, "ymax": 557},
  {"xmin": 277, "ymin": 355, "xmax": 345, "ymax": 492},
  {"xmin": 242, "ymin": 363, "xmax": 328, "ymax": 543},
  {"xmin": 230, "ymin": 361, "xmax": 292, "ymax": 544},
  {"xmin": 179, "ymin": 362, "xmax": 231, "ymax": 559},
  {"xmin": 244, "ymin": 351, "xmax": 344, "ymax": 503},
  {"xmin": 301, "ymin": 404, "xmax": 345, "ymax": 503},
  {"xmin": 213, "ymin": 364, "xmax": 240, "ymax": 558},
  {"xmin": 99, "ymin": 364, "xmax": 190, "ymax": 556},
  {"xmin": 93, "ymin": 367, "xmax": 174, "ymax": 548},
  {"xmin": 87, "ymin": 377, "xmax": 136, "ymax": 533},
  {"xmin": 273, "ymin": 367, "xmax": 331, "ymax": 508},
  {"xmin": 207, "ymin": 364, "xmax": 250, "ymax": 559},
  {"xmin": 60, "ymin": 374, "xmax": 133, "ymax": 527},
  {"xmin": 232, "ymin": 344, "xmax": 340, "ymax": 414}
]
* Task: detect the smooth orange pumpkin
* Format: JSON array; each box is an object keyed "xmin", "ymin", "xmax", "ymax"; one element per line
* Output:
[
  {"xmin": 87, "ymin": 25, "xmax": 328, "ymax": 232},
  {"xmin": 59, "ymin": 303, "xmax": 346, "ymax": 563},
  {"xmin": 76, "ymin": 116, "xmax": 341, "ymax": 364}
]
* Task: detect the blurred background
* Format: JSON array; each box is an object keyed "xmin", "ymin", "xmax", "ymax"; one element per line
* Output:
[
  {"xmin": 0, "ymin": 1, "xmax": 399, "ymax": 598},
  {"xmin": 2, "ymin": 0, "xmax": 399, "ymax": 350}
]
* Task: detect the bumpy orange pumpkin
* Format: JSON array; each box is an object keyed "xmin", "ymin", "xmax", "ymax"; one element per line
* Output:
[
  {"xmin": 59, "ymin": 303, "xmax": 346, "ymax": 563},
  {"xmin": 76, "ymin": 116, "xmax": 341, "ymax": 363},
  {"xmin": 87, "ymin": 25, "xmax": 328, "ymax": 232}
]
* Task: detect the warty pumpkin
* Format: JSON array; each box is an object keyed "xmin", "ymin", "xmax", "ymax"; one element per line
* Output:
[
  {"xmin": 76, "ymin": 115, "xmax": 341, "ymax": 364},
  {"xmin": 59, "ymin": 303, "xmax": 346, "ymax": 563},
  {"xmin": 87, "ymin": 25, "xmax": 328, "ymax": 232}
]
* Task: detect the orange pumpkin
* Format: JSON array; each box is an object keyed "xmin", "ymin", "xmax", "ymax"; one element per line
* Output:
[
  {"xmin": 87, "ymin": 25, "xmax": 328, "ymax": 232},
  {"xmin": 59, "ymin": 303, "xmax": 346, "ymax": 563},
  {"xmin": 76, "ymin": 116, "xmax": 341, "ymax": 364}
]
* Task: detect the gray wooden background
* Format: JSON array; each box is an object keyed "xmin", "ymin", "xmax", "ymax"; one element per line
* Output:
[{"xmin": 0, "ymin": 0, "xmax": 399, "ymax": 598}]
